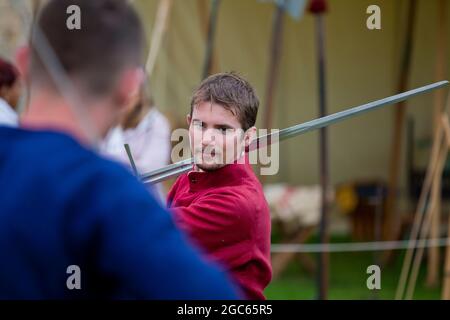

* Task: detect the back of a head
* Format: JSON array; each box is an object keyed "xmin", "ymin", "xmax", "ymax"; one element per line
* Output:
[{"xmin": 30, "ymin": 0, "xmax": 144, "ymax": 100}]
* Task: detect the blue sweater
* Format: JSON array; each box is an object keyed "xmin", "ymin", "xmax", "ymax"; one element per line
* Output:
[{"xmin": 0, "ymin": 126, "xmax": 239, "ymax": 299}]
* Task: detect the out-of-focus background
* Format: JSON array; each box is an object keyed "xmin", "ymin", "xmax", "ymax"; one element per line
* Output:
[{"xmin": 1, "ymin": 0, "xmax": 450, "ymax": 299}]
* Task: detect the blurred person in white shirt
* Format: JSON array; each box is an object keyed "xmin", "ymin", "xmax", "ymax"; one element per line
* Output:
[{"xmin": 101, "ymin": 82, "xmax": 171, "ymax": 202}]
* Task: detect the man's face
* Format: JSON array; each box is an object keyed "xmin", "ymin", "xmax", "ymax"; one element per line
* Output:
[
  {"xmin": 119, "ymin": 87, "xmax": 141, "ymax": 121},
  {"xmin": 188, "ymin": 101, "xmax": 248, "ymax": 171}
]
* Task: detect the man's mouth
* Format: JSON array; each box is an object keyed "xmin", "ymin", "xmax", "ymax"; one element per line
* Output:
[{"xmin": 194, "ymin": 149, "xmax": 222, "ymax": 163}]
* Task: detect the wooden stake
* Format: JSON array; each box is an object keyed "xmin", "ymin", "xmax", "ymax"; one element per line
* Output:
[
  {"xmin": 405, "ymin": 114, "xmax": 450, "ymax": 299},
  {"xmin": 442, "ymin": 200, "xmax": 450, "ymax": 298},
  {"xmin": 271, "ymin": 226, "xmax": 315, "ymax": 279},
  {"xmin": 263, "ymin": 3, "xmax": 285, "ymax": 130},
  {"xmin": 395, "ymin": 113, "xmax": 445, "ymax": 299},
  {"xmin": 201, "ymin": 0, "xmax": 221, "ymax": 79},
  {"xmin": 145, "ymin": 0, "xmax": 173, "ymax": 79},
  {"xmin": 427, "ymin": 0, "xmax": 447, "ymax": 287},
  {"xmin": 197, "ymin": 0, "xmax": 221, "ymax": 77},
  {"xmin": 308, "ymin": 0, "xmax": 329, "ymax": 300},
  {"xmin": 441, "ymin": 108, "xmax": 450, "ymax": 300},
  {"xmin": 384, "ymin": 0, "xmax": 418, "ymax": 256}
]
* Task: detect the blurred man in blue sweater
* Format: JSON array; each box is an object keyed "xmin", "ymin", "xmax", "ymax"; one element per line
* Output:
[{"xmin": 0, "ymin": 0, "xmax": 239, "ymax": 299}]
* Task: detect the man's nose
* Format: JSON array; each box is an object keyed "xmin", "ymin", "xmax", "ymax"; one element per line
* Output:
[{"xmin": 202, "ymin": 128, "xmax": 217, "ymax": 146}]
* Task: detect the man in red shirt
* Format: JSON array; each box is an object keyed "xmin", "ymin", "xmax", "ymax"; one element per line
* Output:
[{"xmin": 167, "ymin": 72, "xmax": 272, "ymax": 299}]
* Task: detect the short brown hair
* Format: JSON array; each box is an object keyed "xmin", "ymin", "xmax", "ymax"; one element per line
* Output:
[
  {"xmin": 0, "ymin": 57, "xmax": 19, "ymax": 90},
  {"xmin": 190, "ymin": 72, "xmax": 259, "ymax": 131},
  {"xmin": 31, "ymin": 0, "xmax": 144, "ymax": 98}
]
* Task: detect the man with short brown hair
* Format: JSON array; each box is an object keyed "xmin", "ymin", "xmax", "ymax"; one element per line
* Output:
[{"xmin": 168, "ymin": 72, "xmax": 272, "ymax": 300}]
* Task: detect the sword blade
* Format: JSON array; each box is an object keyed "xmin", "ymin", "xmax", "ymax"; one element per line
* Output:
[{"xmin": 142, "ymin": 80, "xmax": 449, "ymax": 184}]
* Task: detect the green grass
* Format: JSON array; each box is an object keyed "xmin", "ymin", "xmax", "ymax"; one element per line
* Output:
[{"xmin": 265, "ymin": 234, "xmax": 443, "ymax": 300}]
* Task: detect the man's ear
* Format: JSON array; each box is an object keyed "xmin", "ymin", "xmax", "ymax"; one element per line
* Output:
[
  {"xmin": 186, "ymin": 114, "xmax": 191, "ymax": 126},
  {"xmin": 244, "ymin": 126, "xmax": 257, "ymax": 148},
  {"xmin": 115, "ymin": 67, "xmax": 144, "ymax": 110},
  {"xmin": 15, "ymin": 46, "xmax": 30, "ymax": 81}
]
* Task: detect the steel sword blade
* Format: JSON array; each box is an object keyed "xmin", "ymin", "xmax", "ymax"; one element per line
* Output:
[{"xmin": 141, "ymin": 80, "xmax": 449, "ymax": 184}]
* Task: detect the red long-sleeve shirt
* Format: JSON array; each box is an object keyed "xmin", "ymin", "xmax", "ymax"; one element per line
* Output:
[{"xmin": 167, "ymin": 160, "xmax": 272, "ymax": 299}]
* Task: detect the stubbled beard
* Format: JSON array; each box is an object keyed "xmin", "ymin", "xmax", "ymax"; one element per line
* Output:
[
  {"xmin": 194, "ymin": 152, "xmax": 226, "ymax": 171},
  {"xmin": 195, "ymin": 162, "xmax": 226, "ymax": 172}
]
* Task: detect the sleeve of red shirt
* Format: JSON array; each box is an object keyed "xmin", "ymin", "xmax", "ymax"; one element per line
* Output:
[{"xmin": 169, "ymin": 190, "xmax": 256, "ymax": 270}]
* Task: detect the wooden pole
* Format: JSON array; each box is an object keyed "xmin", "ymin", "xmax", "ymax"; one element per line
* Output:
[
  {"xmin": 443, "ymin": 215, "xmax": 450, "ymax": 299},
  {"xmin": 32, "ymin": 0, "xmax": 42, "ymax": 16},
  {"xmin": 397, "ymin": 89, "xmax": 450, "ymax": 299},
  {"xmin": 197, "ymin": 0, "xmax": 220, "ymax": 77},
  {"xmin": 145, "ymin": 0, "xmax": 173, "ymax": 79},
  {"xmin": 271, "ymin": 226, "xmax": 315, "ymax": 279},
  {"xmin": 317, "ymin": 12, "xmax": 329, "ymax": 301},
  {"xmin": 309, "ymin": 0, "xmax": 329, "ymax": 300},
  {"xmin": 262, "ymin": 3, "xmax": 285, "ymax": 131},
  {"xmin": 395, "ymin": 114, "xmax": 444, "ymax": 299},
  {"xmin": 384, "ymin": 0, "xmax": 417, "ymax": 258},
  {"xmin": 405, "ymin": 114, "xmax": 450, "ymax": 299},
  {"xmin": 442, "ymin": 100, "xmax": 450, "ymax": 300},
  {"xmin": 396, "ymin": 94, "xmax": 450, "ymax": 300},
  {"xmin": 201, "ymin": 0, "xmax": 221, "ymax": 79},
  {"xmin": 443, "ymin": 188, "xmax": 450, "ymax": 298},
  {"xmin": 427, "ymin": 0, "xmax": 447, "ymax": 288}
]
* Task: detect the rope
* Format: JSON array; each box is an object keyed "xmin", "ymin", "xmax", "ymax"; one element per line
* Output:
[{"xmin": 271, "ymin": 237, "xmax": 450, "ymax": 253}]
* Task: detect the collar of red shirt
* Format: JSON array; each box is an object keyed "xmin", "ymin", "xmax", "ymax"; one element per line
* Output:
[{"xmin": 187, "ymin": 155, "xmax": 252, "ymax": 192}]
